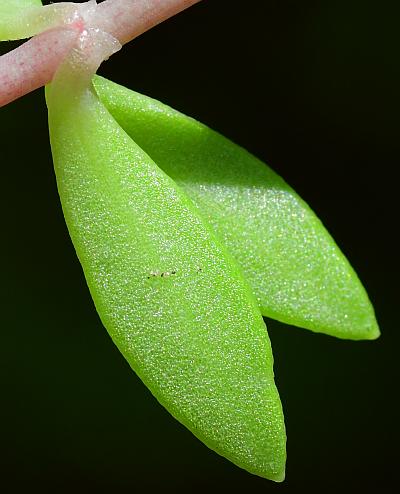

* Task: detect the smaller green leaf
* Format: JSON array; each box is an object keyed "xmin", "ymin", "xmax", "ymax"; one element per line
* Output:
[
  {"xmin": 0, "ymin": 0, "xmax": 42, "ymax": 40},
  {"xmin": 0, "ymin": 1, "xmax": 93, "ymax": 42},
  {"xmin": 93, "ymin": 76, "xmax": 379, "ymax": 341}
]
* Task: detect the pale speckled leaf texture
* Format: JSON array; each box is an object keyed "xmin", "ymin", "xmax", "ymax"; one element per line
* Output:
[
  {"xmin": 93, "ymin": 76, "xmax": 379, "ymax": 341},
  {"xmin": 46, "ymin": 35, "xmax": 286, "ymax": 482}
]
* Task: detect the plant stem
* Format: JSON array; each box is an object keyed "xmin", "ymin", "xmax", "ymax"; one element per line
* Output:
[
  {"xmin": 92, "ymin": 0, "xmax": 202, "ymax": 45},
  {"xmin": 0, "ymin": 0, "xmax": 202, "ymax": 107},
  {"xmin": 0, "ymin": 28, "xmax": 80, "ymax": 107}
]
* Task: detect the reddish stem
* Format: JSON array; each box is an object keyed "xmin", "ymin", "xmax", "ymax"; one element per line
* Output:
[
  {"xmin": 92, "ymin": 0, "xmax": 202, "ymax": 45},
  {"xmin": 0, "ymin": 28, "xmax": 80, "ymax": 107},
  {"xmin": 0, "ymin": 0, "xmax": 202, "ymax": 108}
]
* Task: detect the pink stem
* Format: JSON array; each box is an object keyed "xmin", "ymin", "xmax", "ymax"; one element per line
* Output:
[
  {"xmin": 0, "ymin": 28, "xmax": 80, "ymax": 107},
  {"xmin": 92, "ymin": 0, "xmax": 202, "ymax": 45},
  {"xmin": 0, "ymin": 0, "xmax": 202, "ymax": 108}
]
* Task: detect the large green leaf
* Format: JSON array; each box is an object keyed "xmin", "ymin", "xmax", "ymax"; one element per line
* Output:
[
  {"xmin": 46, "ymin": 40, "xmax": 286, "ymax": 482},
  {"xmin": 93, "ymin": 76, "xmax": 379, "ymax": 341}
]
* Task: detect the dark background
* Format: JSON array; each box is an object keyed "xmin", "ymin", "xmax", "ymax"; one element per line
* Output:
[{"xmin": 1, "ymin": 0, "xmax": 398, "ymax": 492}]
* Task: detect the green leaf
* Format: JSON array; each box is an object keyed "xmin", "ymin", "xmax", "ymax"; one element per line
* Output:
[
  {"xmin": 93, "ymin": 76, "xmax": 379, "ymax": 341},
  {"xmin": 0, "ymin": 0, "xmax": 87, "ymax": 42},
  {"xmin": 0, "ymin": 0, "xmax": 42, "ymax": 40},
  {"xmin": 46, "ymin": 46, "xmax": 286, "ymax": 482},
  {"xmin": 0, "ymin": 0, "xmax": 42, "ymax": 11}
]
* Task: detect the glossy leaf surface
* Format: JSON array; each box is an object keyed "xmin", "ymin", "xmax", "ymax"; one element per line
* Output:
[
  {"xmin": 94, "ymin": 76, "xmax": 379, "ymax": 340},
  {"xmin": 46, "ymin": 37, "xmax": 286, "ymax": 481}
]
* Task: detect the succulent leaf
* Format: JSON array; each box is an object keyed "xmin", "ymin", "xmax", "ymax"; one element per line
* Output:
[
  {"xmin": 46, "ymin": 33, "xmax": 286, "ymax": 481},
  {"xmin": 93, "ymin": 76, "xmax": 379, "ymax": 341}
]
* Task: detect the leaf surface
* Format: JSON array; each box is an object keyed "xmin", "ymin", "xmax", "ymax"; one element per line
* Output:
[
  {"xmin": 0, "ymin": 1, "xmax": 95, "ymax": 41},
  {"xmin": 0, "ymin": 0, "xmax": 43, "ymax": 40},
  {"xmin": 94, "ymin": 76, "xmax": 379, "ymax": 340},
  {"xmin": 46, "ymin": 37, "xmax": 286, "ymax": 481},
  {"xmin": 0, "ymin": 0, "xmax": 41, "ymax": 11}
]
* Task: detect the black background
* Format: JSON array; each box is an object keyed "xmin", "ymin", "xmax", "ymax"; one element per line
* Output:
[{"xmin": 0, "ymin": 1, "xmax": 398, "ymax": 492}]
